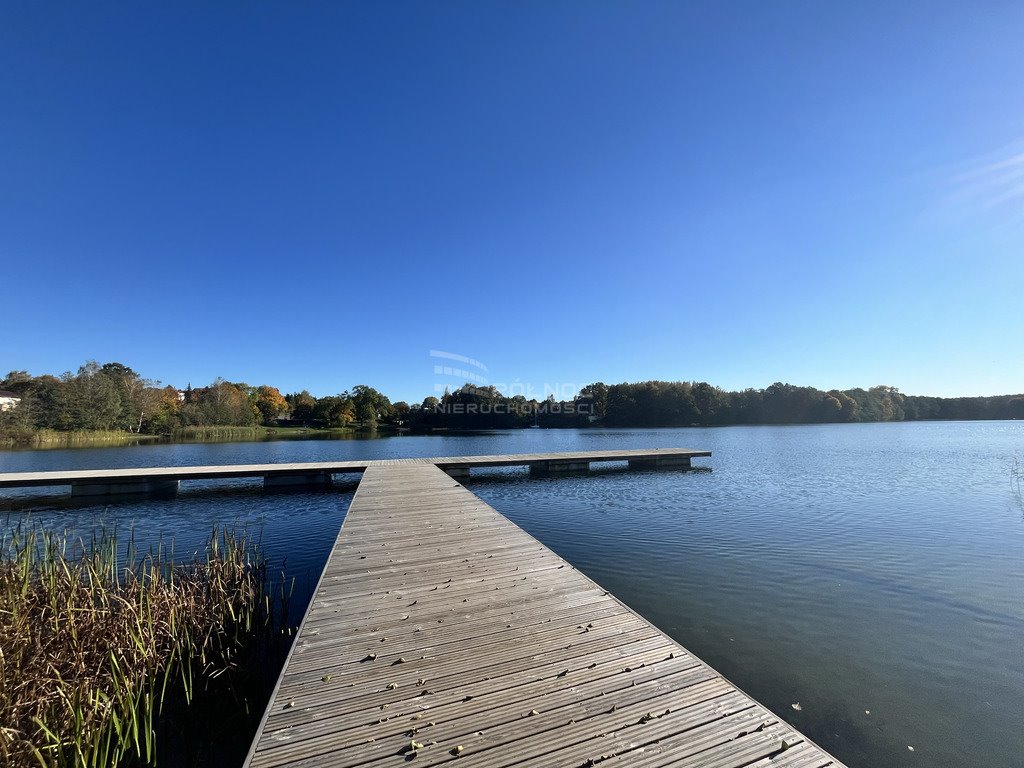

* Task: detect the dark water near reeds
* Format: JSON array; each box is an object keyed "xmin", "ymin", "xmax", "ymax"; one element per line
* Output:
[{"xmin": 2, "ymin": 422, "xmax": 1022, "ymax": 768}]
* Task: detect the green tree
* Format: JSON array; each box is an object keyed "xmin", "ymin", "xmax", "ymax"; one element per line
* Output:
[
  {"xmin": 100, "ymin": 362, "xmax": 156, "ymax": 431},
  {"xmin": 578, "ymin": 382, "xmax": 608, "ymax": 419},
  {"xmin": 314, "ymin": 395, "xmax": 355, "ymax": 427},
  {"xmin": 692, "ymin": 382, "xmax": 728, "ymax": 424},
  {"xmin": 823, "ymin": 390, "xmax": 859, "ymax": 422},
  {"xmin": 66, "ymin": 362, "xmax": 122, "ymax": 430},
  {"xmin": 1, "ymin": 371, "xmax": 31, "ymax": 390},
  {"xmin": 351, "ymin": 385, "xmax": 392, "ymax": 426}
]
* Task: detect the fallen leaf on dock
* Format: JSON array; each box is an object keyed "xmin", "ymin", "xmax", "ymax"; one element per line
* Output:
[{"xmin": 791, "ymin": 702, "xmax": 802, "ymax": 711}]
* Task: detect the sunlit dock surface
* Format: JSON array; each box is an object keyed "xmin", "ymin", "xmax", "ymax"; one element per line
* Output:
[
  {"xmin": 244, "ymin": 457, "xmax": 845, "ymax": 768},
  {"xmin": 0, "ymin": 449, "xmax": 710, "ymax": 495}
]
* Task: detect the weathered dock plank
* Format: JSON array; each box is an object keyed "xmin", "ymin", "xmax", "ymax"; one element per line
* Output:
[{"xmin": 244, "ymin": 462, "xmax": 844, "ymax": 768}]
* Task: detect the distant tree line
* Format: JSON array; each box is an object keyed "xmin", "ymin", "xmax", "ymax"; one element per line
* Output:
[
  {"xmin": 0, "ymin": 362, "xmax": 398, "ymax": 438},
  {"xmin": 1, "ymin": 362, "xmax": 1021, "ymax": 441},
  {"xmin": 573, "ymin": 381, "xmax": 1024, "ymax": 426},
  {"xmin": 400, "ymin": 380, "xmax": 1024, "ymax": 430}
]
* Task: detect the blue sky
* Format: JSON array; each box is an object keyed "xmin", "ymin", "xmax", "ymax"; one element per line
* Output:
[{"xmin": 2, "ymin": 1, "xmax": 1022, "ymax": 401}]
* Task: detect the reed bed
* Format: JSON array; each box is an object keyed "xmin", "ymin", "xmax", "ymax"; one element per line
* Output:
[
  {"xmin": 0, "ymin": 524, "xmax": 289, "ymax": 768},
  {"xmin": 172, "ymin": 426, "xmax": 263, "ymax": 441},
  {"xmin": 0, "ymin": 429, "xmax": 157, "ymax": 450}
]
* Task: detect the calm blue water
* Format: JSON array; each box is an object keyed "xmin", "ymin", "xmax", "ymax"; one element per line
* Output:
[{"xmin": 2, "ymin": 423, "xmax": 1022, "ymax": 768}]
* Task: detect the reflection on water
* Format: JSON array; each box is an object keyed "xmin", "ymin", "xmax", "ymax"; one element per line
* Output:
[
  {"xmin": 1, "ymin": 486, "xmax": 355, "ymax": 612},
  {"xmin": 2, "ymin": 422, "xmax": 1023, "ymax": 768}
]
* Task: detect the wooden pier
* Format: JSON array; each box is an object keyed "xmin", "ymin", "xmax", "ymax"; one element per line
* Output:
[
  {"xmin": 243, "ymin": 457, "xmax": 845, "ymax": 768},
  {"xmin": 0, "ymin": 449, "xmax": 711, "ymax": 496}
]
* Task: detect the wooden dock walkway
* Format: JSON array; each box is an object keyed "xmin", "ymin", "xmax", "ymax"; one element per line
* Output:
[
  {"xmin": 0, "ymin": 449, "xmax": 710, "ymax": 495},
  {"xmin": 244, "ymin": 462, "xmax": 844, "ymax": 768}
]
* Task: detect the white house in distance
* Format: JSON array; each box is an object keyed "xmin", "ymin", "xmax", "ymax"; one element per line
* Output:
[{"xmin": 0, "ymin": 390, "xmax": 21, "ymax": 412}]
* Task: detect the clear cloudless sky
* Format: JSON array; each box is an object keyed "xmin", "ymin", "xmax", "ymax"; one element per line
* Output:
[{"xmin": 2, "ymin": 1, "xmax": 1023, "ymax": 401}]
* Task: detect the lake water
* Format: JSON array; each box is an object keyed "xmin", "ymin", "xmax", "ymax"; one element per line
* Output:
[{"xmin": 2, "ymin": 423, "xmax": 1022, "ymax": 768}]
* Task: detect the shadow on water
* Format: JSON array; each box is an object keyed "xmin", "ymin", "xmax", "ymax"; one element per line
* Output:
[
  {"xmin": 0, "ymin": 479, "xmax": 363, "ymax": 513},
  {"xmin": 0, "ymin": 464, "xmax": 706, "ymax": 511},
  {"xmin": 462, "ymin": 463, "xmax": 713, "ymax": 485}
]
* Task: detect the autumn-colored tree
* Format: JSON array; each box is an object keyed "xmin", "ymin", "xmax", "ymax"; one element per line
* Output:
[
  {"xmin": 140, "ymin": 386, "xmax": 183, "ymax": 433},
  {"xmin": 186, "ymin": 379, "xmax": 258, "ymax": 426},
  {"xmin": 253, "ymin": 385, "xmax": 289, "ymax": 425}
]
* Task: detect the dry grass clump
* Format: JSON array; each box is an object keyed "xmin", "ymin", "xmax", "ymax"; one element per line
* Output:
[{"xmin": 0, "ymin": 525, "xmax": 277, "ymax": 767}]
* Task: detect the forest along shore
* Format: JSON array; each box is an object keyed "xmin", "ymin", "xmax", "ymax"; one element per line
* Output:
[{"xmin": 2, "ymin": 360, "xmax": 1022, "ymax": 448}]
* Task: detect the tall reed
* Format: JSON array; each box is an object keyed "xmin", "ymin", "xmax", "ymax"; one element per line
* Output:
[
  {"xmin": 171, "ymin": 426, "xmax": 263, "ymax": 441},
  {"xmin": 0, "ymin": 429, "xmax": 157, "ymax": 450},
  {"xmin": 0, "ymin": 524, "xmax": 288, "ymax": 767}
]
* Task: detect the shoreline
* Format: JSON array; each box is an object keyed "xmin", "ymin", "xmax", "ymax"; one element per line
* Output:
[{"xmin": 0, "ymin": 424, "xmax": 390, "ymax": 452}]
